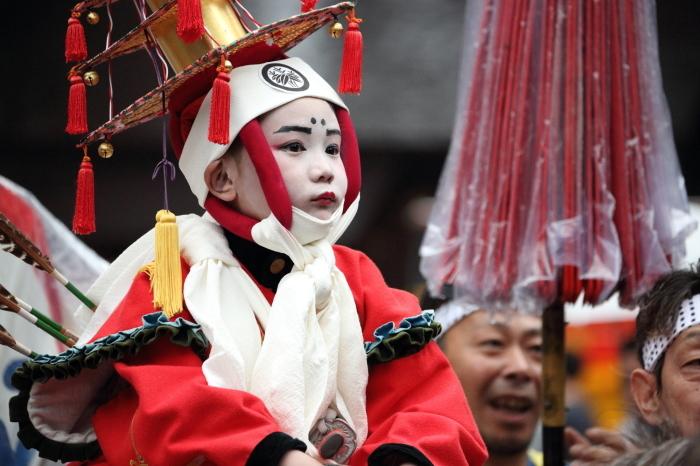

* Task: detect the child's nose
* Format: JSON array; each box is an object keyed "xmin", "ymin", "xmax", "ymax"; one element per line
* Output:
[{"xmin": 311, "ymin": 152, "xmax": 334, "ymax": 183}]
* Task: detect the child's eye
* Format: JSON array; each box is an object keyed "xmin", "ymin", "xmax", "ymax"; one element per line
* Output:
[
  {"xmin": 279, "ymin": 142, "xmax": 305, "ymax": 153},
  {"xmin": 326, "ymin": 144, "xmax": 340, "ymax": 156}
]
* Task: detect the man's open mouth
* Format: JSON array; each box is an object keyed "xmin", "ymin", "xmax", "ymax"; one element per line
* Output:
[{"xmin": 490, "ymin": 397, "xmax": 534, "ymax": 413}]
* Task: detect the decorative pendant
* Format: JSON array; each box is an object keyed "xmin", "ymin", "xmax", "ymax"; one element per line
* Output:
[
  {"xmin": 84, "ymin": 71, "xmax": 99, "ymax": 86},
  {"xmin": 86, "ymin": 11, "xmax": 100, "ymax": 24},
  {"xmin": 98, "ymin": 142, "xmax": 114, "ymax": 158},
  {"xmin": 309, "ymin": 417, "xmax": 357, "ymax": 464},
  {"xmin": 329, "ymin": 20, "xmax": 344, "ymax": 38}
]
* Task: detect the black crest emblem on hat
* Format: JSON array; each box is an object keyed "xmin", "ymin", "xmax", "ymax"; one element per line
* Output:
[{"xmin": 260, "ymin": 63, "xmax": 310, "ymax": 92}]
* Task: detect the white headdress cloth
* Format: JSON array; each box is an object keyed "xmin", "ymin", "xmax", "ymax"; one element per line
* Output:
[
  {"xmin": 643, "ymin": 294, "xmax": 700, "ymax": 371},
  {"xmin": 433, "ymin": 299, "xmax": 481, "ymax": 340},
  {"xmin": 179, "ymin": 57, "xmax": 348, "ymax": 207}
]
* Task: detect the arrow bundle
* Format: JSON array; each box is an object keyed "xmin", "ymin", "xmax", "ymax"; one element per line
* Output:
[
  {"xmin": 0, "ymin": 210, "xmax": 102, "ymax": 355},
  {"xmin": 0, "ymin": 284, "xmax": 78, "ymax": 346},
  {"xmin": 0, "ymin": 324, "xmax": 38, "ymax": 359},
  {"xmin": 0, "ymin": 213, "xmax": 96, "ymax": 310}
]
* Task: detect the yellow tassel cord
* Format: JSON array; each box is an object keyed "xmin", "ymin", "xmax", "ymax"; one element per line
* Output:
[
  {"xmin": 153, "ymin": 210, "xmax": 183, "ymax": 318},
  {"xmin": 136, "ymin": 262, "xmax": 155, "ymax": 279}
]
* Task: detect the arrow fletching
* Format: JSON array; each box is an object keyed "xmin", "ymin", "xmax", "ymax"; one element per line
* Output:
[
  {"xmin": 0, "ymin": 283, "xmax": 21, "ymax": 313},
  {"xmin": 0, "ymin": 212, "xmax": 96, "ymax": 311},
  {"xmin": 0, "ymin": 212, "xmax": 55, "ymax": 274},
  {"xmin": 0, "ymin": 323, "xmax": 17, "ymax": 347},
  {"xmin": 0, "ymin": 323, "xmax": 37, "ymax": 358}
]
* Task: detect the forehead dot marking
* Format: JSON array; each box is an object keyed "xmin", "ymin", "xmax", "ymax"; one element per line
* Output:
[
  {"xmin": 311, "ymin": 117, "xmax": 317, "ymax": 124},
  {"xmin": 321, "ymin": 119, "xmax": 326, "ymax": 126}
]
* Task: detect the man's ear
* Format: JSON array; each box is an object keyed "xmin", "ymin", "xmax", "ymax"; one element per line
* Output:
[
  {"xmin": 630, "ymin": 368, "xmax": 663, "ymax": 425},
  {"xmin": 204, "ymin": 155, "xmax": 238, "ymax": 202}
]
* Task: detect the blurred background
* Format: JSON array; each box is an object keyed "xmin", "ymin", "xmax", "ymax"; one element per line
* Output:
[{"xmin": 0, "ymin": 0, "xmax": 700, "ymax": 444}]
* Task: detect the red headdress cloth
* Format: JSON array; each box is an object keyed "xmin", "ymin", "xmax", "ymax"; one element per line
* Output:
[{"xmin": 169, "ymin": 43, "xmax": 361, "ymax": 241}]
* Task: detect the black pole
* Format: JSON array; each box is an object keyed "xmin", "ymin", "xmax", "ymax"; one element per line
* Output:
[{"xmin": 542, "ymin": 301, "xmax": 565, "ymax": 466}]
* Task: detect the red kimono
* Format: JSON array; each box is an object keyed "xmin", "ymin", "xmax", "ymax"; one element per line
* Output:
[{"xmin": 11, "ymin": 244, "xmax": 486, "ymax": 466}]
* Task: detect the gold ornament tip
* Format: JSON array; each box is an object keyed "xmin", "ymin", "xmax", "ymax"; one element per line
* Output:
[
  {"xmin": 98, "ymin": 142, "xmax": 114, "ymax": 158},
  {"xmin": 329, "ymin": 21, "xmax": 344, "ymax": 38},
  {"xmin": 87, "ymin": 11, "xmax": 100, "ymax": 25},
  {"xmin": 84, "ymin": 71, "xmax": 100, "ymax": 86}
]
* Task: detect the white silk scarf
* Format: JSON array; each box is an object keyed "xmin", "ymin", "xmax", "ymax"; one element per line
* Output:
[
  {"xmin": 250, "ymin": 200, "xmax": 368, "ymax": 454},
  {"xmin": 75, "ymin": 198, "xmax": 368, "ymax": 457}
]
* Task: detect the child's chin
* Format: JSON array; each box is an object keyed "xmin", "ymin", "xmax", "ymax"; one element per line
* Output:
[
  {"xmin": 310, "ymin": 211, "xmax": 333, "ymax": 221},
  {"xmin": 304, "ymin": 205, "xmax": 337, "ymax": 221}
]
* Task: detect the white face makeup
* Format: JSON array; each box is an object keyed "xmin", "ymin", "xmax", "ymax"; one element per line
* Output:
[
  {"xmin": 204, "ymin": 97, "xmax": 348, "ymax": 222},
  {"xmin": 259, "ymin": 97, "xmax": 348, "ymax": 221}
]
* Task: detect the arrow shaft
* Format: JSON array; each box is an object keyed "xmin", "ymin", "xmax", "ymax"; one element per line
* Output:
[
  {"xmin": 13, "ymin": 296, "xmax": 80, "ymax": 342},
  {"xmin": 51, "ymin": 269, "xmax": 96, "ymax": 310},
  {"xmin": 34, "ymin": 319, "xmax": 74, "ymax": 346},
  {"xmin": 28, "ymin": 309, "xmax": 80, "ymax": 341}
]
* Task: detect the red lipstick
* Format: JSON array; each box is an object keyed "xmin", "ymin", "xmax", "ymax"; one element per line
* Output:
[{"xmin": 313, "ymin": 192, "xmax": 336, "ymax": 205}]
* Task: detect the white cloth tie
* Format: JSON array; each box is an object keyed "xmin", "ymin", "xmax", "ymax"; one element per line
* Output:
[
  {"xmin": 74, "ymin": 198, "xmax": 368, "ymax": 459},
  {"xmin": 251, "ymin": 199, "xmax": 368, "ymax": 456}
]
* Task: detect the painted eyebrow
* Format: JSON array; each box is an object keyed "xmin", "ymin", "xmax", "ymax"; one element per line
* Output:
[
  {"xmin": 274, "ymin": 125, "xmax": 312, "ymax": 134},
  {"xmin": 326, "ymin": 129, "xmax": 341, "ymax": 137}
]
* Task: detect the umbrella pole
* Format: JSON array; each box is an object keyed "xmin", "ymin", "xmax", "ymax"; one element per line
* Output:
[{"xmin": 542, "ymin": 301, "xmax": 566, "ymax": 466}]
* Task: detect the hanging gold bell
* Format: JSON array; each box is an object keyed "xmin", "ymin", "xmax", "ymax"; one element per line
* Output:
[
  {"xmin": 224, "ymin": 60, "xmax": 233, "ymax": 72},
  {"xmin": 86, "ymin": 11, "xmax": 100, "ymax": 24},
  {"xmin": 328, "ymin": 20, "xmax": 343, "ymax": 38},
  {"xmin": 98, "ymin": 142, "xmax": 114, "ymax": 158},
  {"xmin": 84, "ymin": 71, "xmax": 99, "ymax": 86}
]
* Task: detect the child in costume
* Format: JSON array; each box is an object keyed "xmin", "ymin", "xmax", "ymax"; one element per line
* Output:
[{"xmin": 10, "ymin": 4, "xmax": 486, "ymax": 466}]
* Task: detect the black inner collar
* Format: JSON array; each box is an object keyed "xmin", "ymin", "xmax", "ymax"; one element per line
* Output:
[{"xmin": 223, "ymin": 228, "xmax": 293, "ymax": 293}]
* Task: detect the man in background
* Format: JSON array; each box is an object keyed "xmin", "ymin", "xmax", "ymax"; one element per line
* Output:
[
  {"xmin": 567, "ymin": 263, "xmax": 700, "ymax": 464},
  {"xmin": 436, "ymin": 301, "xmax": 543, "ymax": 466}
]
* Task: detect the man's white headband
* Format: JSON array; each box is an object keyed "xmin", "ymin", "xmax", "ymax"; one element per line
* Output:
[
  {"xmin": 434, "ymin": 300, "xmax": 481, "ymax": 340},
  {"xmin": 642, "ymin": 294, "xmax": 700, "ymax": 371}
]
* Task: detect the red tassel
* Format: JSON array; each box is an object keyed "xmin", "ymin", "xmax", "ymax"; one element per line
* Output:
[
  {"xmin": 208, "ymin": 63, "xmax": 231, "ymax": 144},
  {"xmin": 66, "ymin": 75, "xmax": 88, "ymax": 135},
  {"xmin": 338, "ymin": 11, "xmax": 363, "ymax": 94},
  {"xmin": 65, "ymin": 13, "xmax": 87, "ymax": 62},
  {"xmin": 177, "ymin": 0, "xmax": 205, "ymax": 44},
  {"xmin": 73, "ymin": 153, "xmax": 96, "ymax": 234},
  {"xmin": 300, "ymin": 0, "xmax": 319, "ymax": 12}
]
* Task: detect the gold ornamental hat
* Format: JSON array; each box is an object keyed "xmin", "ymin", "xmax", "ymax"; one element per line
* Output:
[{"xmin": 65, "ymin": 0, "xmax": 361, "ymax": 148}]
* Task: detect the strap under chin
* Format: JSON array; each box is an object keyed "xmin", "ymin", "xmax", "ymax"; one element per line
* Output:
[
  {"xmin": 335, "ymin": 107, "xmax": 361, "ymax": 211},
  {"xmin": 204, "ymin": 194, "xmax": 258, "ymax": 241},
  {"xmin": 205, "ymin": 107, "xmax": 362, "ymax": 237},
  {"xmin": 239, "ymin": 120, "xmax": 293, "ymax": 229}
]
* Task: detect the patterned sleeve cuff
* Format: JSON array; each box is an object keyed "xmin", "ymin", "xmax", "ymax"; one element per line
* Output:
[
  {"xmin": 364, "ymin": 310, "xmax": 442, "ymax": 366},
  {"xmin": 367, "ymin": 443, "xmax": 433, "ymax": 466},
  {"xmin": 246, "ymin": 432, "xmax": 307, "ymax": 466}
]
